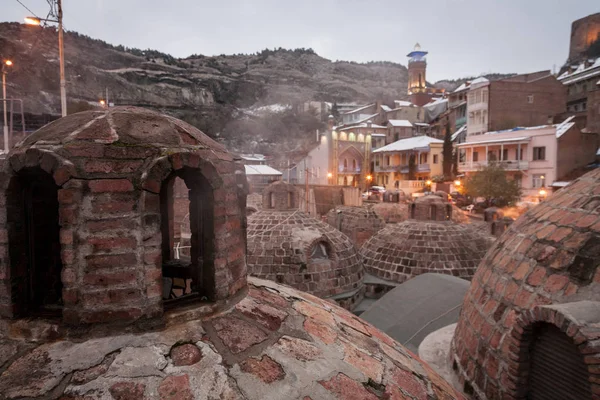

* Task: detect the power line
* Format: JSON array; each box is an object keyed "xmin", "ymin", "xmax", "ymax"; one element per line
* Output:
[{"xmin": 15, "ymin": 0, "xmax": 40, "ymax": 18}]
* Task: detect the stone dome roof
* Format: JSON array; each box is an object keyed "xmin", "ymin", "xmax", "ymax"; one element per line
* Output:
[
  {"xmin": 0, "ymin": 277, "xmax": 465, "ymax": 400},
  {"xmin": 17, "ymin": 106, "xmax": 227, "ymax": 153},
  {"xmin": 451, "ymin": 169, "xmax": 600, "ymax": 399},
  {"xmin": 325, "ymin": 205, "xmax": 386, "ymax": 247},
  {"xmin": 247, "ymin": 210, "xmax": 364, "ymax": 310},
  {"xmin": 372, "ymin": 202, "xmax": 409, "ymax": 224},
  {"xmin": 360, "ymin": 222, "xmax": 491, "ymax": 283}
]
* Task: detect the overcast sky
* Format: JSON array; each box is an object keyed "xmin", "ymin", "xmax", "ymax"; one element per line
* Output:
[{"xmin": 3, "ymin": 0, "xmax": 599, "ymax": 81}]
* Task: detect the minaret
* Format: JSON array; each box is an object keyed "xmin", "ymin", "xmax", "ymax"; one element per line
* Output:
[{"xmin": 407, "ymin": 43, "xmax": 428, "ymax": 95}]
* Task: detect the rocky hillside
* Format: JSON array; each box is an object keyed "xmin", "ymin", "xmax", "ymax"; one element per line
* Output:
[
  {"xmin": 433, "ymin": 73, "xmax": 516, "ymax": 92},
  {"xmin": 0, "ymin": 23, "xmax": 409, "ymax": 150}
]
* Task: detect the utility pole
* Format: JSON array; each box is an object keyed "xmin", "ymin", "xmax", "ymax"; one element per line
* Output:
[
  {"xmin": 58, "ymin": 0, "xmax": 67, "ymax": 117},
  {"xmin": 305, "ymin": 168, "xmax": 309, "ymax": 213},
  {"xmin": 2, "ymin": 71, "xmax": 7, "ymax": 152}
]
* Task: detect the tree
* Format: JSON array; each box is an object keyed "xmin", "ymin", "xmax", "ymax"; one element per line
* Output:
[
  {"xmin": 463, "ymin": 163, "xmax": 521, "ymax": 205},
  {"xmin": 408, "ymin": 153, "xmax": 417, "ymax": 180},
  {"xmin": 442, "ymin": 120, "xmax": 453, "ymax": 179},
  {"xmin": 452, "ymin": 149, "xmax": 459, "ymax": 177}
]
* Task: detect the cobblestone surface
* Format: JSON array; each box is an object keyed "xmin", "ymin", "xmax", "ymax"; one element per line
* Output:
[
  {"xmin": 0, "ymin": 278, "xmax": 465, "ymax": 400},
  {"xmin": 325, "ymin": 205, "xmax": 386, "ymax": 247}
]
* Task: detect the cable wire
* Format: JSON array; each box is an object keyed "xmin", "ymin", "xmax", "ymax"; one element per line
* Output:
[{"xmin": 15, "ymin": 0, "xmax": 40, "ymax": 18}]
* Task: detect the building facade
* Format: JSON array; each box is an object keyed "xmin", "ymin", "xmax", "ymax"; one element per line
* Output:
[
  {"xmin": 457, "ymin": 117, "xmax": 599, "ymax": 200},
  {"xmin": 466, "ymin": 72, "xmax": 567, "ymax": 137},
  {"xmin": 406, "ymin": 43, "xmax": 446, "ymax": 106},
  {"xmin": 372, "ymin": 135, "xmax": 443, "ymax": 189}
]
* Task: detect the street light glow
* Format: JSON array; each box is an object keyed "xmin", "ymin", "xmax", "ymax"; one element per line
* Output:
[
  {"xmin": 4, "ymin": 60, "xmax": 12, "ymax": 67},
  {"xmin": 539, "ymin": 189, "xmax": 547, "ymax": 196},
  {"xmin": 99, "ymin": 100, "xmax": 106, "ymax": 105},
  {"xmin": 426, "ymin": 180, "xmax": 432, "ymax": 186},
  {"xmin": 454, "ymin": 180, "xmax": 461, "ymax": 186},
  {"xmin": 366, "ymin": 175, "xmax": 372, "ymax": 181},
  {"xmin": 327, "ymin": 172, "xmax": 333, "ymax": 178},
  {"xmin": 24, "ymin": 16, "xmax": 42, "ymax": 26}
]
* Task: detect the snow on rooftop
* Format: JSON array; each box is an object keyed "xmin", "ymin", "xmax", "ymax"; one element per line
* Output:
[
  {"xmin": 556, "ymin": 116, "xmax": 576, "ymax": 138},
  {"xmin": 241, "ymin": 154, "xmax": 266, "ymax": 161},
  {"xmin": 337, "ymin": 122, "xmax": 386, "ymax": 131},
  {"xmin": 373, "ymin": 135, "xmax": 443, "ymax": 153},
  {"xmin": 558, "ymin": 58, "xmax": 600, "ymax": 85},
  {"xmin": 470, "ymin": 77, "xmax": 490, "ymax": 86},
  {"xmin": 452, "ymin": 82, "xmax": 470, "ymax": 93},
  {"xmin": 388, "ymin": 119, "xmax": 413, "ymax": 127},
  {"xmin": 457, "ymin": 136, "xmax": 530, "ymax": 146},
  {"xmin": 380, "ymin": 105, "xmax": 392, "ymax": 112},
  {"xmin": 393, "ymin": 100, "xmax": 414, "ymax": 107},
  {"xmin": 244, "ymin": 165, "xmax": 282, "ymax": 176},
  {"xmin": 551, "ymin": 181, "xmax": 571, "ymax": 188},
  {"xmin": 343, "ymin": 103, "xmax": 375, "ymax": 114},
  {"xmin": 451, "ymin": 125, "xmax": 467, "ymax": 141}
]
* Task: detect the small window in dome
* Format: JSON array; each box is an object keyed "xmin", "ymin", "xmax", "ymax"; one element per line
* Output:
[{"xmin": 311, "ymin": 242, "xmax": 329, "ymax": 259}]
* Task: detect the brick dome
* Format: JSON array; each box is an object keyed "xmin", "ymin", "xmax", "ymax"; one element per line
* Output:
[
  {"xmin": 0, "ymin": 277, "xmax": 465, "ymax": 400},
  {"xmin": 451, "ymin": 169, "xmax": 600, "ymax": 400},
  {"xmin": 372, "ymin": 202, "xmax": 409, "ymax": 224},
  {"xmin": 361, "ymin": 196, "xmax": 491, "ymax": 284},
  {"xmin": 325, "ymin": 205, "xmax": 386, "ymax": 247},
  {"xmin": 0, "ymin": 107, "xmax": 247, "ymax": 325}
]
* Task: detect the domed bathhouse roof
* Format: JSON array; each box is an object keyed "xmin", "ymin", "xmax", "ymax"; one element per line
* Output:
[
  {"xmin": 247, "ymin": 182, "xmax": 364, "ymax": 311},
  {"xmin": 325, "ymin": 205, "xmax": 386, "ymax": 247},
  {"xmin": 0, "ymin": 108, "xmax": 464, "ymax": 399},
  {"xmin": 451, "ymin": 169, "xmax": 600, "ymax": 400},
  {"xmin": 372, "ymin": 202, "xmax": 409, "ymax": 224},
  {"xmin": 361, "ymin": 196, "xmax": 491, "ymax": 286}
]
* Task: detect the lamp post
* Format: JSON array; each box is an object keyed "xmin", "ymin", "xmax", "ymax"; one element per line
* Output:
[
  {"xmin": 25, "ymin": 0, "xmax": 67, "ymax": 117},
  {"xmin": 2, "ymin": 60, "xmax": 13, "ymax": 152}
]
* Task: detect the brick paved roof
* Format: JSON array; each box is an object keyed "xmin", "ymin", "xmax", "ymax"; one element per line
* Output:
[
  {"xmin": 451, "ymin": 169, "xmax": 600, "ymax": 399},
  {"xmin": 0, "ymin": 278, "xmax": 465, "ymax": 400}
]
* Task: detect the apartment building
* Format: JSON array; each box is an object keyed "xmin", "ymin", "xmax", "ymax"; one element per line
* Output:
[
  {"xmin": 466, "ymin": 72, "xmax": 567, "ymax": 136},
  {"xmin": 457, "ymin": 117, "xmax": 599, "ymax": 200},
  {"xmin": 372, "ymin": 136, "xmax": 443, "ymax": 190}
]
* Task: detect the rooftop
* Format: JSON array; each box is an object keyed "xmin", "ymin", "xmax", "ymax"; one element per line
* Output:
[
  {"xmin": 558, "ymin": 58, "xmax": 600, "ymax": 85},
  {"xmin": 343, "ymin": 103, "xmax": 376, "ymax": 115},
  {"xmin": 373, "ymin": 135, "xmax": 443, "ymax": 153},
  {"xmin": 388, "ymin": 119, "xmax": 413, "ymax": 128},
  {"xmin": 244, "ymin": 164, "xmax": 282, "ymax": 176}
]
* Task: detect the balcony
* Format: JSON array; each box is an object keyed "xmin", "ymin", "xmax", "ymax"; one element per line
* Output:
[
  {"xmin": 374, "ymin": 165, "xmax": 397, "ymax": 173},
  {"xmin": 455, "ymin": 116, "xmax": 466, "ymax": 128},
  {"xmin": 339, "ymin": 166, "xmax": 361, "ymax": 174},
  {"xmin": 399, "ymin": 164, "xmax": 431, "ymax": 174},
  {"xmin": 459, "ymin": 160, "xmax": 529, "ymax": 172}
]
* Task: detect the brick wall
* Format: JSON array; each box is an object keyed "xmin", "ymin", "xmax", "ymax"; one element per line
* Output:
[
  {"xmin": 587, "ymin": 88, "xmax": 600, "ymax": 134},
  {"xmin": 568, "ymin": 13, "xmax": 600, "ymax": 63},
  {"xmin": 489, "ymin": 77, "xmax": 566, "ymax": 131},
  {"xmin": 556, "ymin": 123, "xmax": 600, "ymax": 179}
]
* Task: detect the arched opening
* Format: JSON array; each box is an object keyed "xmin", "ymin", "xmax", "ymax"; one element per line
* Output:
[
  {"xmin": 269, "ymin": 192, "xmax": 276, "ymax": 209},
  {"xmin": 410, "ymin": 203, "xmax": 416, "ymax": 219},
  {"xmin": 429, "ymin": 205, "xmax": 437, "ymax": 220},
  {"xmin": 526, "ymin": 323, "xmax": 592, "ymax": 399},
  {"xmin": 446, "ymin": 205, "xmax": 453, "ymax": 220},
  {"xmin": 7, "ymin": 168, "xmax": 62, "ymax": 317},
  {"xmin": 160, "ymin": 167, "xmax": 215, "ymax": 305},
  {"xmin": 287, "ymin": 191, "xmax": 294, "ymax": 208},
  {"xmin": 344, "ymin": 158, "xmax": 348, "ymax": 169},
  {"xmin": 343, "ymin": 176, "xmax": 348, "ymax": 186}
]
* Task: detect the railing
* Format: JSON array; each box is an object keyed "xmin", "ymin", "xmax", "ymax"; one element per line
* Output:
[
  {"xmin": 339, "ymin": 166, "xmax": 361, "ymax": 173},
  {"xmin": 459, "ymin": 160, "xmax": 529, "ymax": 171},
  {"xmin": 455, "ymin": 117, "xmax": 466, "ymax": 127},
  {"xmin": 374, "ymin": 165, "xmax": 397, "ymax": 172},
  {"xmin": 398, "ymin": 180, "xmax": 426, "ymax": 189}
]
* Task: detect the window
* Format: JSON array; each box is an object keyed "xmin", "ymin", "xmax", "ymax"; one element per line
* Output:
[
  {"xmin": 352, "ymin": 159, "xmax": 357, "ymax": 170},
  {"xmin": 532, "ymin": 174, "xmax": 546, "ymax": 188},
  {"xmin": 482, "ymin": 90, "xmax": 488, "ymax": 103},
  {"xmin": 533, "ymin": 147, "xmax": 546, "ymax": 161},
  {"xmin": 473, "ymin": 151, "xmax": 479, "ymax": 162},
  {"xmin": 160, "ymin": 167, "xmax": 214, "ymax": 303},
  {"xmin": 502, "ymin": 149, "xmax": 508, "ymax": 161},
  {"xmin": 385, "ymin": 156, "xmax": 390, "ymax": 166},
  {"xmin": 310, "ymin": 242, "xmax": 329, "ymax": 260},
  {"xmin": 527, "ymin": 95, "xmax": 534, "ymax": 104},
  {"xmin": 433, "ymin": 154, "xmax": 438, "ymax": 164},
  {"xmin": 344, "ymin": 158, "xmax": 348, "ymax": 169},
  {"xmin": 7, "ymin": 168, "xmax": 62, "ymax": 317}
]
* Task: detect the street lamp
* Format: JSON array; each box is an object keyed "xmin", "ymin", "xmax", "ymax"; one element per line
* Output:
[
  {"xmin": 454, "ymin": 180, "xmax": 461, "ymax": 187},
  {"xmin": 24, "ymin": 0, "xmax": 67, "ymax": 117},
  {"xmin": 2, "ymin": 60, "xmax": 13, "ymax": 152}
]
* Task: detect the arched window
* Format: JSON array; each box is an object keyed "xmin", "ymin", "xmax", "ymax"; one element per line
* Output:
[
  {"xmin": 349, "ymin": 133, "xmax": 356, "ymax": 142},
  {"xmin": 344, "ymin": 159, "xmax": 348, "ymax": 169},
  {"xmin": 340, "ymin": 132, "xmax": 347, "ymax": 141},
  {"xmin": 7, "ymin": 168, "xmax": 62, "ymax": 317},
  {"xmin": 526, "ymin": 323, "xmax": 592, "ymax": 399},
  {"xmin": 270, "ymin": 192, "xmax": 276, "ymax": 209},
  {"xmin": 310, "ymin": 241, "xmax": 330, "ymax": 260},
  {"xmin": 160, "ymin": 167, "xmax": 214, "ymax": 304},
  {"xmin": 287, "ymin": 191, "xmax": 294, "ymax": 208},
  {"xmin": 429, "ymin": 205, "xmax": 437, "ymax": 220},
  {"xmin": 352, "ymin": 159, "xmax": 357, "ymax": 170}
]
